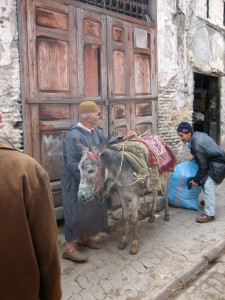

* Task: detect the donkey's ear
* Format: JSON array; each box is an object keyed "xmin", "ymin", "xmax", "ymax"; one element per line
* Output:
[
  {"xmin": 73, "ymin": 139, "xmax": 88, "ymax": 154},
  {"xmin": 91, "ymin": 140, "xmax": 108, "ymax": 155}
]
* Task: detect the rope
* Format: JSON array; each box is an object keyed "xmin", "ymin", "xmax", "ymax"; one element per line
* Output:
[
  {"xmin": 104, "ymin": 145, "xmax": 125, "ymax": 195},
  {"xmin": 130, "ymin": 169, "xmax": 150, "ymax": 185},
  {"xmin": 138, "ymin": 130, "xmax": 151, "ymax": 138},
  {"xmin": 104, "ymin": 151, "xmax": 151, "ymax": 195},
  {"xmin": 106, "ymin": 133, "xmax": 169, "ymax": 196},
  {"xmin": 105, "ymin": 140, "xmax": 150, "ymax": 192}
]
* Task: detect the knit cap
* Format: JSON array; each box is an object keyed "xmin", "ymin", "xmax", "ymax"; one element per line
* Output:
[
  {"xmin": 177, "ymin": 122, "xmax": 192, "ymax": 133},
  {"xmin": 79, "ymin": 101, "xmax": 99, "ymax": 113}
]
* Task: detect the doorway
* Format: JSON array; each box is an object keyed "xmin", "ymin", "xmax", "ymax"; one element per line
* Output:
[{"xmin": 193, "ymin": 73, "xmax": 220, "ymax": 143}]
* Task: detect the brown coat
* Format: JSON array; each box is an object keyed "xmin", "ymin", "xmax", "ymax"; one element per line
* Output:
[{"xmin": 0, "ymin": 138, "xmax": 61, "ymax": 300}]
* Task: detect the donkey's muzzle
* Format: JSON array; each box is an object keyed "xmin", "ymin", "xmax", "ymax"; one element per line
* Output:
[{"xmin": 78, "ymin": 186, "xmax": 95, "ymax": 202}]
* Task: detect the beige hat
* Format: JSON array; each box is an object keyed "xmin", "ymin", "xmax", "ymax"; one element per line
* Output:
[{"xmin": 79, "ymin": 101, "xmax": 99, "ymax": 113}]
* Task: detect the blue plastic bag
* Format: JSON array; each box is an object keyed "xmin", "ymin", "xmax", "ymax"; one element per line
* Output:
[{"xmin": 168, "ymin": 160, "xmax": 202, "ymax": 210}]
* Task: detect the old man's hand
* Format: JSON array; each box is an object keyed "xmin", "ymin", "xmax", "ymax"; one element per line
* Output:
[{"xmin": 123, "ymin": 131, "xmax": 137, "ymax": 141}]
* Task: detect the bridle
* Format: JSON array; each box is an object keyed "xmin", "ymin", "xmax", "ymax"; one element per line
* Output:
[
  {"xmin": 85, "ymin": 150, "xmax": 103, "ymax": 197},
  {"xmin": 85, "ymin": 149, "xmax": 127, "ymax": 197}
]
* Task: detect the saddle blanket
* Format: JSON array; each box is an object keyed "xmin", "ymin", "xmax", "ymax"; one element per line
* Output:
[{"xmin": 133, "ymin": 134, "xmax": 176, "ymax": 174}]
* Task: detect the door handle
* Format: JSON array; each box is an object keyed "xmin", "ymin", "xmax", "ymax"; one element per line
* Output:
[{"xmin": 104, "ymin": 98, "xmax": 109, "ymax": 106}]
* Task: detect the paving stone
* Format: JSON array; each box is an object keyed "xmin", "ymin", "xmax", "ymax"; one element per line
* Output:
[
  {"xmin": 93, "ymin": 266, "xmax": 109, "ymax": 280},
  {"xmin": 79, "ymin": 288, "xmax": 95, "ymax": 300},
  {"xmin": 122, "ymin": 265, "xmax": 139, "ymax": 279},
  {"xmin": 61, "ymin": 280, "xmax": 82, "ymax": 300},
  {"xmin": 90, "ymin": 284, "xmax": 105, "ymax": 300},
  {"xmin": 118, "ymin": 283, "xmax": 138, "ymax": 299},
  {"xmin": 99, "ymin": 278, "xmax": 113, "ymax": 294},
  {"xmin": 107, "ymin": 272, "xmax": 124, "ymax": 288},
  {"xmin": 131, "ymin": 260, "xmax": 146, "ymax": 273},
  {"xmin": 86, "ymin": 270, "xmax": 100, "ymax": 285},
  {"xmin": 76, "ymin": 275, "xmax": 91, "ymax": 289}
]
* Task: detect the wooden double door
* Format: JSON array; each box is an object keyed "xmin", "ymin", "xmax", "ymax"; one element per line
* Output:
[{"xmin": 19, "ymin": 0, "xmax": 157, "ymax": 205}]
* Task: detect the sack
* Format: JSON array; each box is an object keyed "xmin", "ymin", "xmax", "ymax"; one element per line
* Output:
[{"xmin": 168, "ymin": 160, "xmax": 202, "ymax": 210}]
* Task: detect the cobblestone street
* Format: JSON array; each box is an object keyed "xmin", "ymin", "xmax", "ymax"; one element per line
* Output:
[
  {"xmin": 58, "ymin": 182, "xmax": 225, "ymax": 300},
  {"xmin": 172, "ymin": 250, "xmax": 225, "ymax": 299}
]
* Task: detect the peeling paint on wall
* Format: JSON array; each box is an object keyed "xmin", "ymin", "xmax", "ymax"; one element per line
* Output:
[{"xmin": 157, "ymin": 0, "xmax": 225, "ymax": 160}]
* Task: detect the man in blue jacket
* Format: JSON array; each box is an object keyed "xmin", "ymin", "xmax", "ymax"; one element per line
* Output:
[
  {"xmin": 177, "ymin": 122, "xmax": 225, "ymax": 223},
  {"xmin": 61, "ymin": 101, "xmax": 137, "ymax": 262}
]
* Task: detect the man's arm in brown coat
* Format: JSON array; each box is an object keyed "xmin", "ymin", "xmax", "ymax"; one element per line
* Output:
[{"xmin": 28, "ymin": 168, "xmax": 62, "ymax": 300}]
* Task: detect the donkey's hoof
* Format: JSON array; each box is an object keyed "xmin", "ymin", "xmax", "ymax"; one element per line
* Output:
[
  {"xmin": 148, "ymin": 215, "xmax": 156, "ymax": 223},
  {"xmin": 118, "ymin": 240, "xmax": 128, "ymax": 250},
  {"xmin": 164, "ymin": 214, "xmax": 170, "ymax": 221},
  {"xmin": 130, "ymin": 244, "xmax": 138, "ymax": 255}
]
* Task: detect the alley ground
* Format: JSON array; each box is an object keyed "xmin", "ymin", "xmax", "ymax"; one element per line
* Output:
[{"xmin": 58, "ymin": 181, "xmax": 225, "ymax": 300}]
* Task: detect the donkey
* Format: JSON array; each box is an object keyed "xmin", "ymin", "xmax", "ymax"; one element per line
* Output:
[{"xmin": 77, "ymin": 138, "xmax": 175, "ymax": 255}]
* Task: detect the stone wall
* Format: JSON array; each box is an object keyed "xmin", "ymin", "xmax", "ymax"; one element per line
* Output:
[
  {"xmin": 157, "ymin": 0, "xmax": 225, "ymax": 161},
  {"xmin": 0, "ymin": 0, "xmax": 22, "ymax": 149}
]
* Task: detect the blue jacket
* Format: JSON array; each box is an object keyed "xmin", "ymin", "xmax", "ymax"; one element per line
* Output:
[{"xmin": 191, "ymin": 132, "xmax": 225, "ymax": 184}]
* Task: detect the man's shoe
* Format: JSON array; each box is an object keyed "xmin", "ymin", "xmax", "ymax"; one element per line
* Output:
[
  {"xmin": 63, "ymin": 248, "xmax": 88, "ymax": 262},
  {"xmin": 196, "ymin": 214, "xmax": 215, "ymax": 223},
  {"xmin": 78, "ymin": 238, "xmax": 102, "ymax": 249}
]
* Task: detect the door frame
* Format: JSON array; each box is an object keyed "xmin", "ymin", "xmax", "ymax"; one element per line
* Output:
[{"xmin": 193, "ymin": 73, "xmax": 220, "ymax": 143}]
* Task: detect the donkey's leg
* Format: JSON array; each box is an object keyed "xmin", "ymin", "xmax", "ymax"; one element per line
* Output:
[
  {"xmin": 130, "ymin": 196, "xmax": 139, "ymax": 255},
  {"xmin": 118, "ymin": 198, "xmax": 129, "ymax": 250},
  {"xmin": 149, "ymin": 190, "xmax": 157, "ymax": 223},
  {"xmin": 161, "ymin": 180, "xmax": 170, "ymax": 221}
]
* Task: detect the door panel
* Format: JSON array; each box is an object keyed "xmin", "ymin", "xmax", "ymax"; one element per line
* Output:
[
  {"xmin": 37, "ymin": 38, "xmax": 69, "ymax": 92},
  {"xmin": 113, "ymin": 51, "xmax": 126, "ymax": 96},
  {"xmin": 41, "ymin": 131, "xmax": 66, "ymax": 180},
  {"xmin": 134, "ymin": 54, "xmax": 151, "ymax": 95},
  {"xmin": 77, "ymin": 8, "xmax": 107, "ymax": 101},
  {"xmin": 84, "ymin": 45, "xmax": 100, "ymax": 97},
  {"xmin": 76, "ymin": 8, "xmax": 108, "ymax": 132},
  {"xmin": 131, "ymin": 100, "xmax": 157, "ymax": 135},
  {"xmin": 110, "ymin": 101, "xmax": 131, "ymax": 136},
  {"xmin": 25, "ymin": 0, "xmax": 77, "ymax": 185},
  {"xmin": 107, "ymin": 17, "xmax": 130, "ymax": 101},
  {"xmin": 36, "ymin": 6, "xmax": 68, "ymax": 30},
  {"xmin": 107, "ymin": 16, "xmax": 157, "ymax": 136}
]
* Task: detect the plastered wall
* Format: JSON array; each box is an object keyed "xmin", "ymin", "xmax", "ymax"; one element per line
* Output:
[{"xmin": 157, "ymin": 0, "xmax": 225, "ymax": 160}]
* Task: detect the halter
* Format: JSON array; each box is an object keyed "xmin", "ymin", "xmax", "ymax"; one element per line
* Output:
[
  {"xmin": 85, "ymin": 150, "xmax": 103, "ymax": 197},
  {"xmin": 86, "ymin": 150, "xmax": 99, "ymax": 161}
]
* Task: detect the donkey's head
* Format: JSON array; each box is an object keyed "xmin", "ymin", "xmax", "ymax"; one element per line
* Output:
[
  {"xmin": 77, "ymin": 143, "xmax": 108, "ymax": 202},
  {"xmin": 79, "ymin": 150, "xmax": 100, "ymax": 184}
]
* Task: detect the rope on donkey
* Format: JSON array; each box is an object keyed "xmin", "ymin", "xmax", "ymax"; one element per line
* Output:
[
  {"xmin": 104, "ymin": 146, "xmax": 125, "ymax": 196},
  {"xmin": 104, "ymin": 141, "xmax": 152, "ymax": 197}
]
